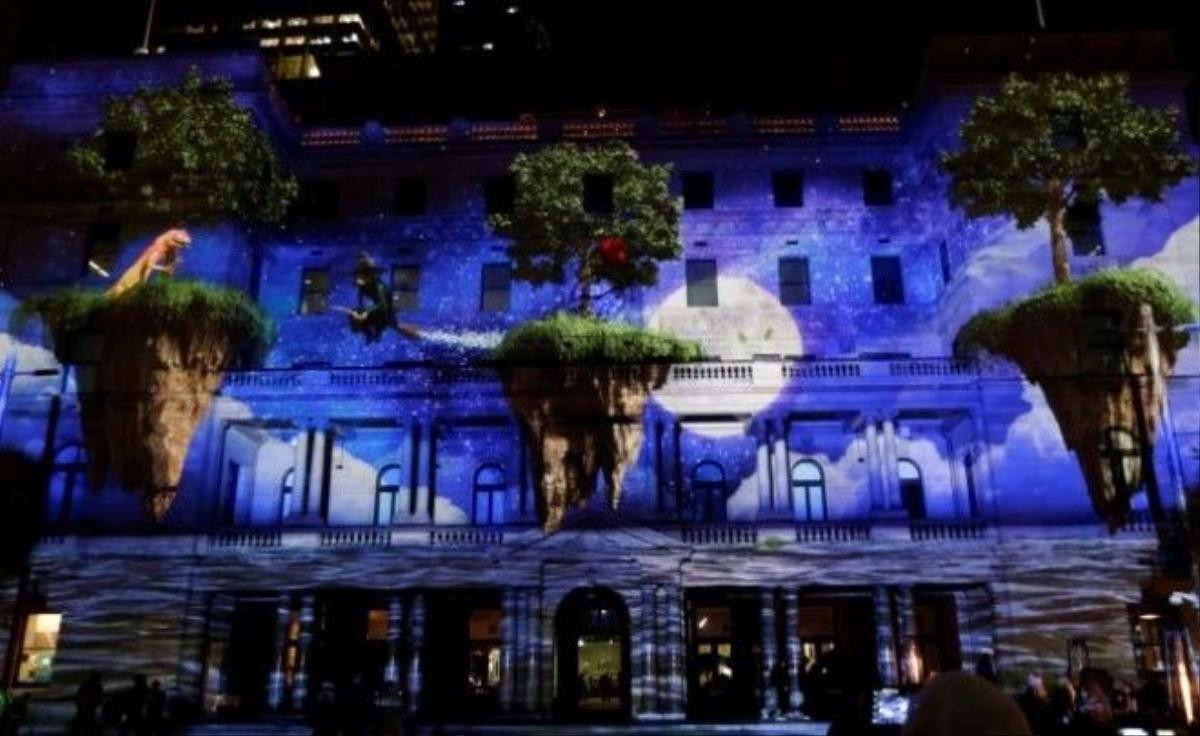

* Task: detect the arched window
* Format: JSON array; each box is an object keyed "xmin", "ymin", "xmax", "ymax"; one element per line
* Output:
[
  {"xmin": 898, "ymin": 459, "xmax": 925, "ymax": 520},
  {"xmin": 279, "ymin": 468, "xmax": 296, "ymax": 523},
  {"xmin": 375, "ymin": 464, "xmax": 403, "ymax": 526},
  {"xmin": 790, "ymin": 460, "xmax": 827, "ymax": 521},
  {"xmin": 473, "ymin": 464, "xmax": 506, "ymax": 525},
  {"xmin": 48, "ymin": 444, "xmax": 86, "ymax": 526},
  {"xmin": 689, "ymin": 461, "xmax": 727, "ymax": 523}
]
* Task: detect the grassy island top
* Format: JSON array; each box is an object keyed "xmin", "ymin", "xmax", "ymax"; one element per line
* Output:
[{"xmin": 492, "ymin": 312, "xmax": 702, "ymax": 365}]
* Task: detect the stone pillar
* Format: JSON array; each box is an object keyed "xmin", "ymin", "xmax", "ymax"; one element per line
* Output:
[
  {"xmin": 267, "ymin": 596, "xmax": 291, "ymax": 710},
  {"xmin": 291, "ymin": 594, "xmax": 316, "ymax": 710},
  {"xmin": 864, "ymin": 418, "xmax": 883, "ymax": 511},
  {"xmin": 756, "ymin": 421, "xmax": 773, "ymax": 516},
  {"xmin": 537, "ymin": 590, "xmax": 555, "ymax": 714},
  {"xmin": 771, "ymin": 419, "xmax": 790, "ymax": 516},
  {"xmin": 664, "ymin": 586, "xmax": 686, "ymax": 716},
  {"xmin": 873, "ymin": 586, "xmax": 898, "ymax": 687},
  {"xmin": 636, "ymin": 584, "xmax": 655, "ymax": 716},
  {"xmin": 385, "ymin": 595, "xmax": 403, "ymax": 686},
  {"xmin": 405, "ymin": 592, "xmax": 425, "ymax": 715},
  {"xmin": 881, "ymin": 417, "xmax": 900, "ymax": 510},
  {"xmin": 895, "ymin": 587, "xmax": 918, "ymax": 685},
  {"xmin": 521, "ymin": 589, "xmax": 539, "ymax": 714},
  {"xmin": 760, "ymin": 588, "xmax": 780, "ymax": 719},
  {"xmin": 782, "ymin": 589, "xmax": 803, "ymax": 714},
  {"xmin": 500, "ymin": 587, "xmax": 518, "ymax": 712}
]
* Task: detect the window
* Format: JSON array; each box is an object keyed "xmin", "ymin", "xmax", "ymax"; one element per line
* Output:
[
  {"xmin": 16, "ymin": 612, "xmax": 63, "ymax": 685},
  {"xmin": 772, "ymin": 170, "xmax": 804, "ymax": 207},
  {"xmin": 295, "ymin": 179, "xmax": 341, "ymax": 220},
  {"xmin": 686, "ymin": 259, "xmax": 718, "ymax": 307},
  {"xmin": 963, "ymin": 453, "xmax": 979, "ymax": 518},
  {"xmin": 103, "ymin": 131, "xmax": 136, "ymax": 171},
  {"xmin": 790, "ymin": 460, "xmax": 827, "ymax": 521},
  {"xmin": 862, "ymin": 169, "xmax": 894, "ymax": 206},
  {"xmin": 473, "ymin": 464, "xmax": 506, "ymax": 525},
  {"xmin": 778, "ymin": 257, "xmax": 811, "ymax": 306},
  {"xmin": 582, "ymin": 173, "xmax": 614, "ymax": 214},
  {"xmin": 366, "ymin": 608, "xmax": 389, "ymax": 640},
  {"xmin": 938, "ymin": 240, "xmax": 952, "ymax": 285},
  {"xmin": 394, "ymin": 177, "xmax": 428, "ymax": 215},
  {"xmin": 689, "ymin": 461, "xmax": 727, "ymax": 522},
  {"xmin": 1066, "ymin": 200, "xmax": 1105, "ymax": 256},
  {"xmin": 391, "ymin": 265, "xmax": 421, "ymax": 311},
  {"xmin": 692, "ymin": 605, "xmax": 733, "ymax": 696},
  {"xmin": 484, "ymin": 175, "xmax": 515, "ymax": 214},
  {"xmin": 898, "ymin": 459, "xmax": 925, "ymax": 520},
  {"xmin": 279, "ymin": 468, "xmax": 296, "ymax": 522},
  {"xmin": 682, "ymin": 171, "xmax": 714, "ymax": 210},
  {"xmin": 468, "ymin": 609, "xmax": 503, "ymax": 696},
  {"xmin": 480, "ymin": 263, "xmax": 512, "ymax": 312},
  {"xmin": 299, "ymin": 268, "xmax": 331, "ymax": 315},
  {"xmin": 48, "ymin": 444, "xmax": 86, "ymax": 526},
  {"xmin": 83, "ymin": 221, "xmax": 121, "ymax": 277},
  {"xmin": 375, "ymin": 464, "xmax": 403, "ymax": 526},
  {"xmin": 871, "ymin": 256, "xmax": 904, "ymax": 305}
]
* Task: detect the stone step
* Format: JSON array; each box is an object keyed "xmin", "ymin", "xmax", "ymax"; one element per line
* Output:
[{"xmin": 183, "ymin": 719, "xmax": 833, "ymax": 736}]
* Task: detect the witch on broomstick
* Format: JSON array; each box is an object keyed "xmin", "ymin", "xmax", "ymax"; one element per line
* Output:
[{"xmin": 341, "ymin": 252, "xmax": 422, "ymax": 344}]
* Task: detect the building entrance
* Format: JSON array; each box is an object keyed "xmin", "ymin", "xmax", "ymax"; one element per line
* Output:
[{"xmin": 554, "ymin": 587, "xmax": 631, "ymax": 719}]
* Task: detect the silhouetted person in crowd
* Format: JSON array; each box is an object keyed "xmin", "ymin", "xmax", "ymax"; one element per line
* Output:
[
  {"xmin": 1136, "ymin": 672, "xmax": 1170, "ymax": 732},
  {"xmin": 1075, "ymin": 667, "xmax": 1116, "ymax": 735},
  {"xmin": 312, "ymin": 682, "xmax": 337, "ymax": 736},
  {"xmin": 145, "ymin": 680, "xmax": 166, "ymax": 736},
  {"xmin": 1017, "ymin": 673, "xmax": 1057, "ymax": 736},
  {"xmin": 975, "ymin": 653, "xmax": 1000, "ymax": 684},
  {"xmin": 0, "ymin": 692, "xmax": 29, "ymax": 736},
  {"xmin": 117, "ymin": 674, "xmax": 150, "ymax": 736},
  {"xmin": 904, "ymin": 671, "xmax": 1031, "ymax": 736},
  {"xmin": 74, "ymin": 672, "xmax": 105, "ymax": 736}
]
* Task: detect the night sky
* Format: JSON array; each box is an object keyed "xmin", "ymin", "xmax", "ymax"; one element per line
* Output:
[{"xmin": 2, "ymin": 0, "xmax": 1195, "ymax": 122}]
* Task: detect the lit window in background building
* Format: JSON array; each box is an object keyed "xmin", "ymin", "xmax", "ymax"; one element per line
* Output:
[
  {"xmin": 184, "ymin": 24, "xmax": 206, "ymax": 34},
  {"xmin": 260, "ymin": 37, "xmax": 280, "ymax": 47},
  {"xmin": 17, "ymin": 613, "xmax": 62, "ymax": 685},
  {"xmin": 284, "ymin": 36, "xmax": 306, "ymax": 46},
  {"xmin": 286, "ymin": 17, "xmax": 308, "ymax": 27},
  {"xmin": 338, "ymin": 13, "xmax": 363, "ymax": 25},
  {"xmin": 342, "ymin": 33, "xmax": 360, "ymax": 44},
  {"xmin": 309, "ymin": 36, "xmax": 332, "ymax": 46},
  {"xmin": 242, "ymin": 20, "xmax": 257, "ymax": 30},
  {"xmin": 261, "ymin": 18, "xmax": 282, "ymax": 29},
  {"xmin": 313, "ymin": 15, "xmax": 335, "ymax": 25}
]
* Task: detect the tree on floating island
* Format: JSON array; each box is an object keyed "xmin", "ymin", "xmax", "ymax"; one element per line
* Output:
[
  {"xmin": 944, "ymin": 73, "xmax": 1197, "ymax": 527},
  {"xmin": 17, "ymin": 69, "xmax": 293, "ymax": 521},
  {"xmin": 489, "ymin": 141, "xmax": 700, "ymax": 531}
]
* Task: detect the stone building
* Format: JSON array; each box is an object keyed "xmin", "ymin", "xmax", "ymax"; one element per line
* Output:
[{"xmin": 0, "ymin": 39, "xmax": 1198, "ymax": 732}]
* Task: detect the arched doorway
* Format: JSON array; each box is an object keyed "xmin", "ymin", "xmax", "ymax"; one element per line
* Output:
[{"xmin": 555, "ymin": 587, "xmax": 631, "ymax": 720}]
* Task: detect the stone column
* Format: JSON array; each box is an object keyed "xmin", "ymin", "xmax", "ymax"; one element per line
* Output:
[
  {"xmin": 291, "ymin": 594, "xmax": 316, "ymax": 710},
  {"xmin": 760, "ymin": 588, "xmax": 780, "ymax": 719},
  {"xmin": 895, "ymin": 587, "xmax": 918, "ymax": 685},
  {"xmin": 756, "ymin": 421, "xmax": 773, "ymax": 516},
  {"xmin": 782, "ymin": 589, "xmax": 803, "ymax": 714},
  {"xmin": 267, "ymin": 596, "xmax": 291, "ymax": 711},
  {"xmin": 864, "ymin": 418, "xmax": 883, "ymax": 511},
  {"xmin": 522, "ymin": 588, "xmax": 539, "ymax": 714},
  {"xmin": 405, "ymin": 592, "xmax": 425, "ymax": 715},
  {"xmin": 500, "ymin": 587, "xmax": 518, "ymax": 712},
  {"xmin": 385, "ymin": 595, "xmax": 403, "ymax": 686},
  {"xmin": 664, "ymin": 586, "xmax": 687, "ymax": 716},
  {"xmin": 636, "ymin": 584, "xmax": 655, "ymax": 716},
  {"xmin": 881, "ymin": 417, "xmax": 900, "ymax": 510},
  {"xmin": 771, "ymin": 419, "xmax": 790, "ymax": 516},
  {"xmin": 873, "ymin": 586, "xmax": 898, "ymax": 687}
]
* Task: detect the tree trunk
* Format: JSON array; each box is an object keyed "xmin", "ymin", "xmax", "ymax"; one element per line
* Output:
[
  {"xmin": 1048, "ymin": 181, "xmax": 1072, "ymax": 284},
  {"xmin": 577, "ymin": 256, "xmax": 593, "ymax": 316}
]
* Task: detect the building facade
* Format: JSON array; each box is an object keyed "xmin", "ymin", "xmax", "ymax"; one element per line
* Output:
[{"xmin": 1, "ymin": 49, "xmax": 1198, "ymax": 731}]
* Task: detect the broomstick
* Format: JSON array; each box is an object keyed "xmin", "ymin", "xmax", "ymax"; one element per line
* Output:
[{"xmin": 331, "ymin": 305, "xmax": 422, "ymax": 340}]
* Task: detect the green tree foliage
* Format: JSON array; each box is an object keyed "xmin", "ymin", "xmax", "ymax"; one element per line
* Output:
[
  {"xmin": 493, "ymin": 312, "xmax": 701, "ymax": 365},
  {"xmin": 489, "ymin": 142, "xmax": 681, "ymax": 315},
  {"xmin": 941, "ymin": 73, "xmax": 1194, "ymax": 283},
  {"xmin": 69, "ymin": 68, "xmax": 297, "ymax": 223}
]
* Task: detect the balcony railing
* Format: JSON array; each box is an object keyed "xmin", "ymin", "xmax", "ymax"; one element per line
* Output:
[
  {"xmin": 222, "ymin": 357, "xmax": 1017, "ymax": 396},
  {"xmin": 796, "ymin": 521, "xmax": 872, "ymax": 543},
  {"xmin": 909, "ymin": 519, "xmax": 989, "ymax": 541},
  {"xmin": 679, "ymin": 524, "xmax": 758, "ymax": 546}
]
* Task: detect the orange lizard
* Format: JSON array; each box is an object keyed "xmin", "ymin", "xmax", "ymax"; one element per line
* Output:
[{"xmin": 105, "ymin": 228, "xmax": 192, "ymax": 298}]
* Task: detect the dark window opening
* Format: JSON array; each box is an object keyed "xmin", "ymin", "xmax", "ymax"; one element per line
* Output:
[
  {"xmin": 295, "ymin": 179, "xmax": 341, "ymax": 221},
  {"xmin": 481, "ymin": 263, "xmax": 511, "ymax": 312},
  {"xmin": 688, "ymin": 461, "xmax": 727, "ymax": 522},
  {"xmin": 103, "ymin": 131, "xmax": 137, "ymax": 171},
  {"xmin": 394, "ymin": 177, "xmax": 428, "ymax": 216},
  {"xmin": 483, "ymin": 175, "xmax": 515, "ymax": 215},
  {"xmin": 279, "ymin": 468, "xmax": 295, "ymax": 523},
  {"xmin": 862, "ymin": 169, "xmax": 894, "ymax": 206},
  {"xmin": 1066, "ymin": 199, "xmax": 1105, "ymax": 256},
  {"xmin": 899, "ymin": 459, "xmax": 925, "ymax": 520},
  {"xmin": 682, "ymin": 171, "xmax": 714, "ymax": 210},
  {"xmin": 391, "ymin": 265, "xmax": 421, "ymax": 312},
  {"xmin": 375, "ymin": 464, "xmax": 403, "ymax": 526},
  {"xmin": 583, "ymin": 173, "xmax": 614, "ymax": 214},
  {"xmin": 299, "ymin": 268, "xmax": 331, "ymax": 315},
  {"xmin": 425, "ymin": 590, "xmax": 505, "ymax": 718},
  {"xmin": 913, "ymin": 593, "xmax": 962, "ymax": 679},
  {"xmin": 871, "ymin": 256, "xmax": 904, "ymax": 305},
  {"xmin": 779, "ymin": 257, "xmax": 811, "ymax": 306},
  {"xmin": 790, "ymin": 460, "xmax": 826, "ymax": 521},
  {"xmin": 84, "ymin": 221, "xmax": 122, "ymax": 277},
  {"xmin": 938, "ymin": 240, "xmax": 952, "ymax": 285},
  {"xmin": 686, "ymin": 590, "xmax": 761, "ymax": 720},
  {"xmin": 798, "ymin": 595, "xmax": 878, "ymax": 721},
  {"xmin": 772, "ymin": 170, "xmax": 804, "ymax": 207},
  {"xmin": 686, "ymin": 259, "xmax": 718, "ymax": 307}
]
